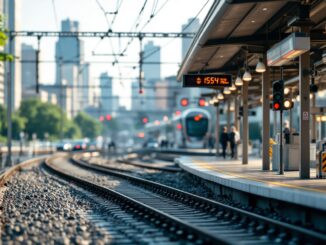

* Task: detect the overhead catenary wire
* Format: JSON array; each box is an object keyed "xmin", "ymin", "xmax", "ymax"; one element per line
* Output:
[{"xmin": 142, "ymin": 0, "xmax": 211, "ymax": 61}]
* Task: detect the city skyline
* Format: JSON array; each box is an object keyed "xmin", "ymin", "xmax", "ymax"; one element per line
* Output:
[{"xmin": 19, "ymin": 0, "xmax": 213, "ymax": 109}]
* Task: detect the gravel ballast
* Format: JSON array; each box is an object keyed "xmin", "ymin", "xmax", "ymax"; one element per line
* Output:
[{"xmin": 0, "ymin": 166, "xmax": 112, "ymax": 244}]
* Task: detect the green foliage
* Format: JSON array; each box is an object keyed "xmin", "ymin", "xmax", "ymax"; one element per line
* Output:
[
  {"xmin": 19, "ymin": 99, "xmax": 81, "ymax": 140},
  {"xmin": 0, "ymin": 14, "xmax": 12, "ymax": 61},
  {"xmin": 74, "ymin": 112, "xmax": 102, "ymax": 138},
  {"xmin": 0, "ymin": 105, "xmax": 26, "ymax": 140},
  {"xmin": 0, "ymin": 105, "xmax": 6, "ymax": 135},
  {"xmin": 12, "ymin": 113, "xmax": 27, "ymax": 140},
  {"xmin": 64, "ymin": 120, "xmax": 81, "ymax": 139}
]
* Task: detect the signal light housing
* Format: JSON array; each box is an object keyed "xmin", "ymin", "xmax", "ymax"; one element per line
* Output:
[
  {"xmin": 180, "ymin": 98, "xmax": 189, "ymax": 107},
  {"xmin": 106, "ymin": 114, "xmax": 112, "ymax": 121},
  {"xmin": 198, "ymin": 98, "xmax": 206, "ymax": 107},
  {"xmin": 272, "ymin": 80, "xmax": 284, "ymax": 111}
]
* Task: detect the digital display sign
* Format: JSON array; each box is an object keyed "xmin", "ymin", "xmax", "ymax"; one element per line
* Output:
[{"xmin": 183, "ymin": 74, "xmax": 232, "ymax": 88}]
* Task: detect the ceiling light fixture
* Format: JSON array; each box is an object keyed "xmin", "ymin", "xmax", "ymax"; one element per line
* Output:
[
  {"xmin": 242, "ymin": 69, "xmax": 252, "ymax": 81},
  {"xmin": 229, "ymin": 83, "xmax": 237, "ymax": 91},
  {"xmin": 255, "ymin": 58, "xmax": 266, "ymax": 73},
  {"xmin": 235, "ymin": 75, "xmax": 243, "ymax": 86},
  {"xmin": 223, "ymin": 87, "xmax": 231, "ymax": 95},
  {"xmin": 217, "ymin": 93, "xmax": 224, "ymax": 100}
]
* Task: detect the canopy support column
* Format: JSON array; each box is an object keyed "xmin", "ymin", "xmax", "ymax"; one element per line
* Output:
[
  {"xmin": 262, "ymin": 56, "xmax": 270, "ymax": 170},
  {"xmin": 242, "ymin": 81, "xmax": 249, "ymax": 164},
  {"xmin": 215, "ymin": 104, "xmax": 220, "ymax": 157},
  {"xmin": 299, "ymin": 26, "xmax": 310, "ymax": 179}
]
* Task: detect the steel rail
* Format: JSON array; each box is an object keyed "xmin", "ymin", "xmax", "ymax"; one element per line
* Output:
[
  {"xmin": 115, "ymin": 158, "xmax": 180, "ymax": 172},
  {"xmin": 73, "ymin": 156, "xmax": 326, "ymax": 245},
  {"xmin": 44, "ymin": 156, "xmax": 231, "ymax": 244}
]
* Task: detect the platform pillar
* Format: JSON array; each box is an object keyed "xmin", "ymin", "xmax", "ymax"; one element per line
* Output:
[
  {"xmin": 227, "ymin": 99, "xmax": 231, "ymax": 130},
  {"xmin": 234, "ymin": 94, "xmax": 239, "ymax": 131},
  {"xmin": 262, "ymin": 56, "xmax": 270, "ymax": 170},
  {"xmin": 289, "ymin": 89, "xmax": 293, "ymax": 144},
  {"xmin": 215, "ymin": 104, "xmax": 220, "ymax": 157},
  {"xmin": 299, "ymin": 26, "xmax": 310, "ymax": 179},
  {"xmin": 311, "ymin": 93, "xmax": 316, "ymax": 142},
  {"xmin": 242, "ymin": 81, "xmax": 248, "ymax": 164}
]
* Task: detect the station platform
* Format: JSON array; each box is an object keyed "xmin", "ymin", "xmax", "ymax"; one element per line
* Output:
[{"xmin": 175, "ymin": 156, "xmax": 326, "ymax": 211}]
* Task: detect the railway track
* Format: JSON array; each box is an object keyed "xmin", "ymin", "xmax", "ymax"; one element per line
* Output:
[
  {"xmin": 81, "ymin": 152, "xmax": 180, "ymax": 173},
  {"xmin": 45, "ymin": 155, "xmax": 326, "ymax": 245}
]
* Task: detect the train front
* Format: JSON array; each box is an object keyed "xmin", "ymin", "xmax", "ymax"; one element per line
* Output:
[{"xmin": 181, "ymin": 108, "xmax": 211, "ymax": 148}]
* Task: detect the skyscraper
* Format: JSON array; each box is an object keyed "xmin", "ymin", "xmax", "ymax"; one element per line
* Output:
[
  {"xmin": 181, "ymin": 18, "xmax": 200, "ymax": 60},
  {"xmin": 131, "ymin": 80, "xmax": 144, "ymax": 112},
  {"xmin": 80, "ymin": 63, "xmax": 91, "ymax": 109},
  {"xmin": 99, "ymin": 72, "xmax": 114, "ymax": 114},
  {"xmin": 4, "ymin": 0, "xmax": 22, "ymax": 110},
  {"xmin": 181, "ymin": 18, "xmax": 202, "ymax": 100},
  {"xmin": 21, "ymin": 43, "xmax": 36, "ymax": 91},
  {"xmin": 55, "ymin": 19, "xmax": 87, "ymax": 117},
  {"xmin": 143, "ymin": 41, "xmax": 161, "ymax": 81}
]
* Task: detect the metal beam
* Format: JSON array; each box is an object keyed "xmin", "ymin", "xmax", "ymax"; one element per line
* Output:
[
  {"xmin": 9, "ymin": 31, "xmax": 195, "ymax": 39},
  {"xmin": 226, "ymin": 0, "xmax": 298, "ymax": 3},
  {"xmin": 204, "ymin": 31, "xmax": 326, "ymax": 47}
]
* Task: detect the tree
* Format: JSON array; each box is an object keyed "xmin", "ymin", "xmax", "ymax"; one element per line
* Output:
[
  {"xmin": 19, "ymin": 99, "xmax": 81, "ymax": 140},
  {"xmin": 0, "ymin": 14, "xmax": 13, "ymax": 61},
  {"xmin": 0, "ymin": 105, "xmax": 26, "ymax": 140},
  {"xmin": 64, "ymin": 120, "xmax": 81, "ymax": 139},
  {"xmin": 74, "ymin": 112, "xmax": 101, "ymax": 139}
]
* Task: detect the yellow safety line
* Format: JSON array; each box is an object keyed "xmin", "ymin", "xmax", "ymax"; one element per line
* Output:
[{"xmin": 190, "ymin": 158, "xmax": 326, "ymax": 194}]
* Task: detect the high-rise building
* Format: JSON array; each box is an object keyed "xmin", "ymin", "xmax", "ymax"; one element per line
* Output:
[
  {"xmin": 131, "ymin": 80, "xmax": 145, "ymax": 112},
  {"xmin": 21, "ymin": 43, "xmax": 36, "ymax": 91},
  {"xmin": 4, "ymin": 0, "xmax": 22, "ymax": 110},
  {"xmin": 143, "ymin": 41, "xmax": 161, "ymax": 81},
  {"xmin": 181, "ymin": 18, "xmax": 200, "ymax": 60},
  {"xmin": 181, "ymin": 18, "xmax": 202, "ymax": 101},
  {"xmin": 99, "ymin": 72, "xmax": 114, "ymax": 114},
  {"xmin": 55, "ymin": 19, "xmax": 88, "ymax": 117},
  {"xmin": 80, "ymin": 63, "xmax": 91, "ymax": 109}
]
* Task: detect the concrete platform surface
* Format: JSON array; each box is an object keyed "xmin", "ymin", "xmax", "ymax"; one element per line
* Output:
[{"xmin": 175, "ymin": 156, "xmax": 326, "ymax": 211}]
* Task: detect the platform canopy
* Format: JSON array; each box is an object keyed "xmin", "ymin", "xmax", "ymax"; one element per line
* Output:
[{"xmin": 177, "ymin": 0, "xmax": 326, "ymax": 106}]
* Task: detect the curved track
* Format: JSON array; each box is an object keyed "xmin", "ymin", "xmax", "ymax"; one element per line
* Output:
[{"xmin": 46, "ymin": 155, "xmax": 326, "ymax": 245}]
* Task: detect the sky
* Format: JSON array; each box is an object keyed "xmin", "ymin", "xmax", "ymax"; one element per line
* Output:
[{"xmin": 20, "ymin": 0, "xmax": 213, "ymax": 108}]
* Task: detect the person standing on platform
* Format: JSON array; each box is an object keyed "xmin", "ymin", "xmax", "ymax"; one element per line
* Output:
[
  {"xmin": 229, "ymin": 126, "xmax": 239, "ymax": 159},
  {"xmin": 283, "ymin": 121, "xmax": 290, "ymax": 144},
  {"xmin": 229, "ymin": 127, "xmax": 235, "ymax": 159},
  {"xmin": 220, "ymin": 127, "xmax": 229, "ymax": 159}
]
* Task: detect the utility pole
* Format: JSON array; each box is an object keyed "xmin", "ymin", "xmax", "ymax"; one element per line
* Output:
[
  {"xmin": 36, "ymin": 36, "xmax": 41, "ymax": 93},
  {"xmin": 5, "ymin": 36, "xmax": 14, "ymax": 167},
  {"xmin": 139, "ymin": 36, "xmax": 143, "ymax": 94},
  {"xmin": 59, "ymin": 57, "xmax": 64, "ymax": 143}
]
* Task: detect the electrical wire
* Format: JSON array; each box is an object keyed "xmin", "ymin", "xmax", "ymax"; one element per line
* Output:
[
  {"xmin": 142, "ymin": 0, "xmax": 211, "ymax": 61},
  {"xmin": 51, "ymin": 0, "xmax": 63, "ymax": 59}
]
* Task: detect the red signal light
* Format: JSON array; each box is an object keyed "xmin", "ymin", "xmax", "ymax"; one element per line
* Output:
[
  {"xmin": 99, "ymin": 116, "xmax": 104, "ymax": 121},
  {"xmin": 198, "ymin": 98, "xmax": 206, "ymax": 107},
  {"xmin": 142, "ymin": 117, "xmax": 148, "ymax": 124},
  {"xmin": 175, "ymin": 110, "xmax": 181, "ymax": 116},
  {"xmin": 137, "ymin": 132, "xmax": 145, "ymax": 138},
  {"xmin": 273, "ymin": 102, "xmax": 280, "ymax": 110},
  {"xmin": 176, "ymin": 123, "xmax": 182, "ymax": 130},
  {"xmin": 106, "ymin": 114, "xmax": 112, "ymax": 121},
  {"xmin": 180, "ymin": 98, "xmax": 189, "ymax": 107}
]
